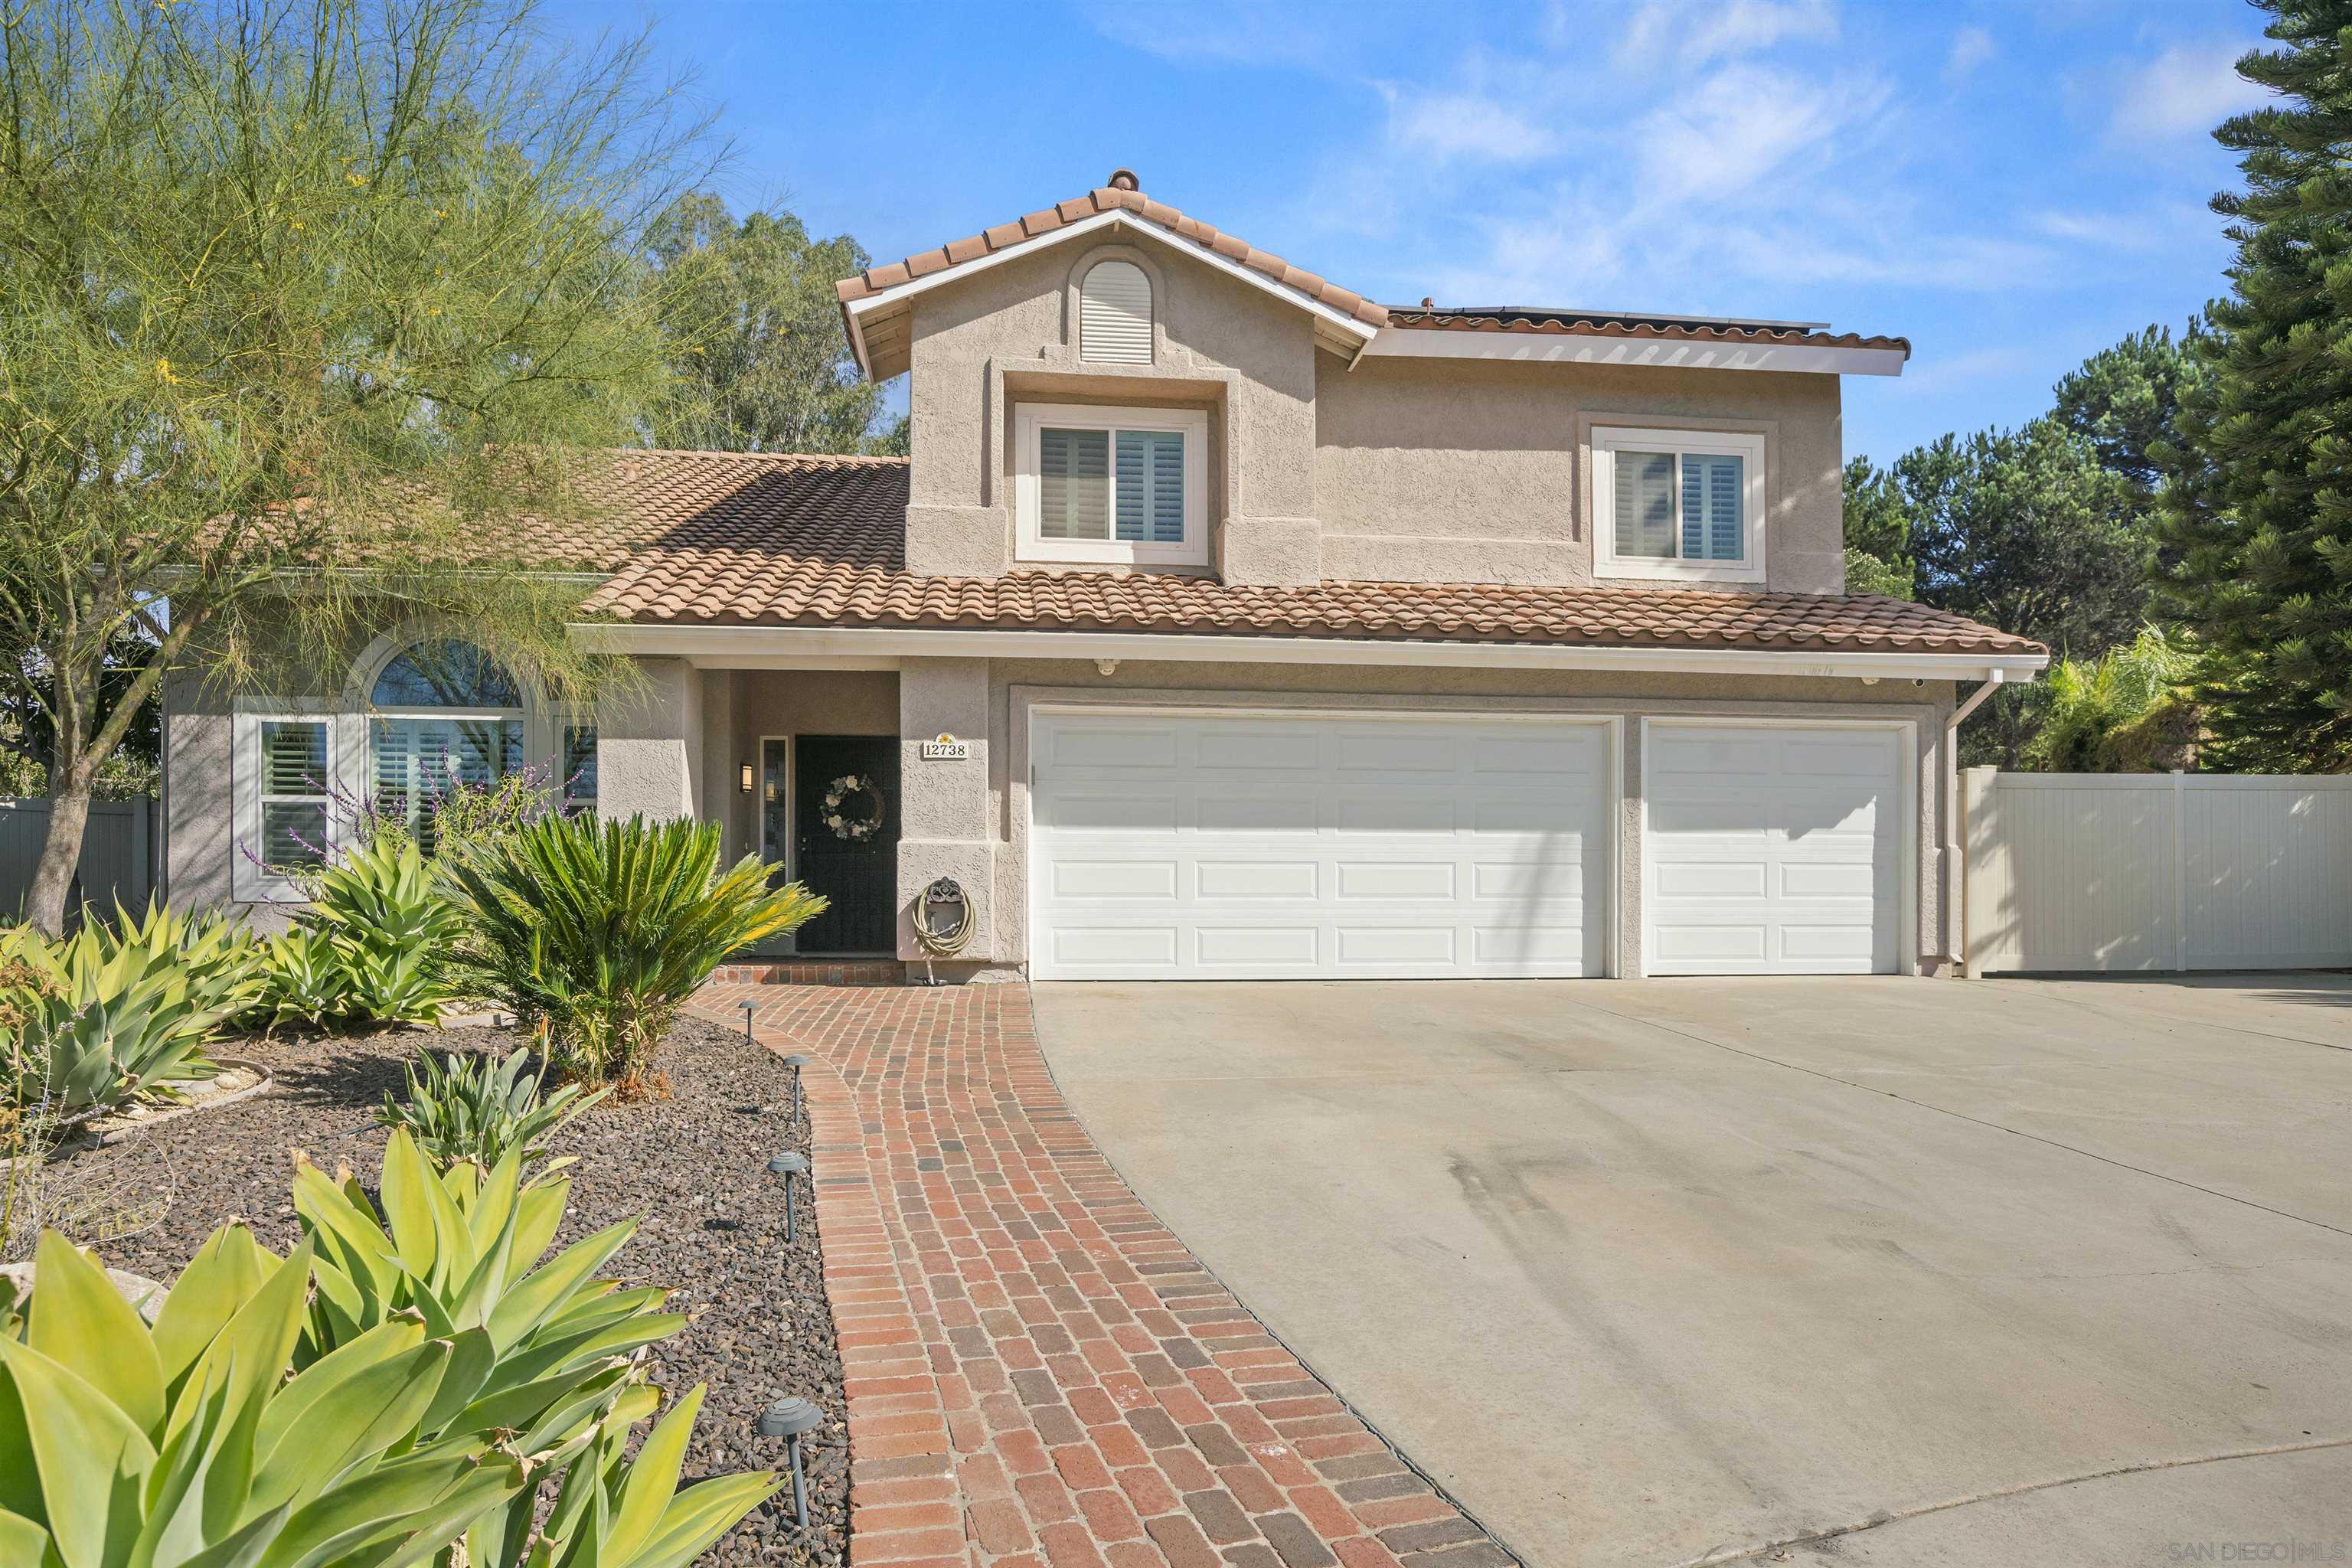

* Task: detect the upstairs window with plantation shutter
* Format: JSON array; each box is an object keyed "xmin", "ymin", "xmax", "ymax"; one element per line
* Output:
[
  {"xmin": 1016, "ymin": 403, "xmax": 1207, "ymax": 566},
  {"xmin": 1080, "ymin": 260, "xmax": 1153, "ymax": 364},
  {"xmin": 1591, "ymin": 426, "xmax": 1767, "ymax": 583}
]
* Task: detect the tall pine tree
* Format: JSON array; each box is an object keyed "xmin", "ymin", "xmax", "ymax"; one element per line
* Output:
[{"xmin": 2160, "ymin": 1, "xmax": 2351, "ymax": 770}]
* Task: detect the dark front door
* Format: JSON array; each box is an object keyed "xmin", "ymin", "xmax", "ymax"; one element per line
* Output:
[{"xmin": 791, "ymin": 735, "xmax": 898, "ymax": 954}]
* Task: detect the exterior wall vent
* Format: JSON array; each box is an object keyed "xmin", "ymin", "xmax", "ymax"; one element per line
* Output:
[{"xmin": 1080, "ymin": 260, "xmax": 1153, "ymax": 364}]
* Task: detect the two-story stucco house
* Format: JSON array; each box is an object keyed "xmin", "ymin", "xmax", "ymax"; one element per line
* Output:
[{"xmin": 162, "ymin": 171, "xmax": 2046, "ymax": 982}]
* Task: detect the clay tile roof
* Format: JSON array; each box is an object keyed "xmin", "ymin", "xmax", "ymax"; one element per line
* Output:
[
  {"xmin": 565, "ymin": 452, "xmax": 2041, "ymax": 660},
  {"xmin": 1387, "ymin": 305, "xmax": 1909, "ymax": 356},
  {"xmin": 835, "ymin": 182, "xmax": 1393, "ymax": 330}
]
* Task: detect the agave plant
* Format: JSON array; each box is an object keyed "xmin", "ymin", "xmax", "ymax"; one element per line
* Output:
[
  {"xmin": 256, "ymin": 925, "xmax": 353, "ymax": 1033},
  {"xmin": 466, "ymin": 1383, "xmax": 783, "ymax": 1568},
  {"xmin": 292, "ymin": 1130, "xmax": 682, "ymax": 1441},
  {"xmin": 444, "ymin": 814, "xmax": 823, "ymax": 1087},
  {"xmin": 0, "ymin": 1226, "xmax": 540, "ymax": 1566},
  {"xmin": 2, "ymin": 903, "xmax": 262, "ymax": 1117},
  {"xmin": 296, "ymin": 835, "xmax": 468, "ymax": 1028},
  {"xmin": 379, "ymin": 1047, "xmax": 608, "ymax": 1171}
]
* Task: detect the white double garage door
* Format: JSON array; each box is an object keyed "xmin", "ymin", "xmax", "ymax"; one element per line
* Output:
[{"xmin": 1030, "ymin": 710, "xmax": 1906, "ymax": 980}]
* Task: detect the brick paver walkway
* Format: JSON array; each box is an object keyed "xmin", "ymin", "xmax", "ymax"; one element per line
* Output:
[{"xmin": 692, "ymin": 983, "xmax": 1518, "ymax": 1568}]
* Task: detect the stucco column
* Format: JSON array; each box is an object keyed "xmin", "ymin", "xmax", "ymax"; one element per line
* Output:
[
  {"xmin": 594, "ymin": 657, "xmax": 704, "ymax": 822},
  {"xmin": 897, "ymin": 658, "xmax": 1001, "ymax": 975}
]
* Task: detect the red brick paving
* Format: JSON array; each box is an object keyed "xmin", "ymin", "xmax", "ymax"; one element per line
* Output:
[{"xmin": 692, "ymin": 983, "xmax": 1517, "ymax": 1568}]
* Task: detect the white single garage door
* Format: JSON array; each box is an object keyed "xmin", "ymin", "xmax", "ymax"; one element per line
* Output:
[
  {"xmin": 1645, "ymin": 722, "xmax": 1904, "ymax": 975},
  {"xmin": 1031, "ymin": 710, "xmax": 1611, "ymax": 979}
]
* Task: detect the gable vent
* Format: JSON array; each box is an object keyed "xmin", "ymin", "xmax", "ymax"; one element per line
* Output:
[{"xmin": 1080, "ymin": 260, "xmax": 1153, "ymax": 364}]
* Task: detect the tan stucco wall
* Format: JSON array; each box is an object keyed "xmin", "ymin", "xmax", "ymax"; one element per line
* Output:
[
  {"xmin": 903, "ymin": 234, "xmax": 1324, "ymax": 586},
  {"xmin": 897, "ymin": 231, "xmax": 1851, "ymax": 593},
  {"xmin": 1315, "ymin": 356, "xmax": 1847, "ymax": 593}
]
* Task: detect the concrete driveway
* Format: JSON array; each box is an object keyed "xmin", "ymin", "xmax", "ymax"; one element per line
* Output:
[{"xmin": 1032, "ymin": 975, "xmax": 2352, "ymax": 1567}]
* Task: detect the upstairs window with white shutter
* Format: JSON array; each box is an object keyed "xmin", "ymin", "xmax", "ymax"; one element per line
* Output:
[
  {"xmin": 1016, "ymin": 403, "xmax": 1208, "ymax": 566},
  {"xmin": 1080, "ymin": 260, "xmax": 1153, "ymax": 364},
  {"xmin": 1590, "ymin": 426, "xmax": 1766, "ymax": 583}
]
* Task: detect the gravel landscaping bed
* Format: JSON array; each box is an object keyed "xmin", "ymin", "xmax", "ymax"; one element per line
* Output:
[{"xmin": 50, "ymin": 1014, "xmax": 847, "ymax": 1567}]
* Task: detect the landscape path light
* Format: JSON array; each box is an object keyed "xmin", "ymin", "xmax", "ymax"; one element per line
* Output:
[
  {"xmin": 755, "ymin": 1393, "xmax": 824, "ymax": 1528},
  {"xmin": 767, "ymin": 1149, "xmax": 810, "ymax": 1243},
  {"xmin": 783, "ymin": 1053, "xmax": 812, "ymax": 1120},
  {"xmin": 740, "ymin": 998, "xmax": 757, "ymax": 1047}
]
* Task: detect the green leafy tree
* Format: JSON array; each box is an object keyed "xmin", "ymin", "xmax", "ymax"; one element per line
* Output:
[
  {"xmin": 1841, "ymin": 455, "xmax": 1914, "ymax": 599},
  {"xmin": 2053, "ymin": 322, "xmax": 2210, "ymax": 494},
  {"xmin": 0, "ymin": 0, "xmax": 713, "ymax": 934},
  {"xmin": 1897, "ymin": 420, "xmax": 2152, "ymax": 765},
  {"xmin": 2158, "ymin": 1, "xmax": 2352, "ymax": 771},
  {"xmin": 2022, "ymin": 625, "xmax": 2202, "ymax": 773},
  {"xmin": 646, "ymin": 191, "xmax": 902, "ymax": 452}
]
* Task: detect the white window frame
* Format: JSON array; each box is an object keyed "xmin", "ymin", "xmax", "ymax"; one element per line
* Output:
[
  {"xmin": 1014, "ymin": 402, "xmax": 1210, "ymax": 567},
  {"xmin": 544, "ymin": 704, "xmax": 599, "ymax": 810},
  {"xmin": 1591, "ymin": 426, "xmax": 1768, "ymax": 584},
  {"xmin": 230, "ymin": 703, "xmax": 362, "ymax": 903}
]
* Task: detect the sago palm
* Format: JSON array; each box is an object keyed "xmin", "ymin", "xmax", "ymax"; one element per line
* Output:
[{"xmin": 443, "ymin": 814, "xmax": 823, "ymax": 1088}]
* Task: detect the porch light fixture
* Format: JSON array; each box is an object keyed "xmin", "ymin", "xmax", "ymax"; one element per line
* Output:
[
  {"xmin": 756, "ymin": 1393, "xmax": 825, "ymax": 1528},
  {"xmin": 768, "ymin": 1149, "xmax": 811, "ymax": 1243},
  {"xmin": 739, "ymin": 761, "xmax": 754, "ymax": 793},
  {"xmin": 783, "ymin": 1053, "xmax": 812, "ymax": 1121}
]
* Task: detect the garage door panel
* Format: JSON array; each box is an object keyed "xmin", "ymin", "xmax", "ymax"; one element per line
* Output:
[
  {"xmin": 1194, "ymin": 861, "xmax": 1319, "ymax": 900},
  {"xmin": 1196, "ymin": 926, "xmax": 1319, "ymax": 967},
  {"xmin": 1043, "ymin": 790, "xmax": 1178, "ymax": 833},
  {"xmin": 1034, "ymin": 712, "xmax": 1610, "ymax": 980},
  {"xmin": 1335, "ymin": 795, "xmax": 1458, "ymax": 835},
  {"xmin": 1048, "ymin": 726, "xmax": 1177, "ymax": 769},
  {"xmin": 1334, "ymin": 861, "xmax": 1458, "ymax": 900},
  {"xmin": 1333, "ymin": 730, "xmax": 1458, "ymax": 772},
  {"xmin": 1047, "ymin": 859, "xmax": 1181, "ymax": 900},
  {"xmin": 1646, "ymin": 722, "xmax": 1901, "ymax": 976},
  {"xmin": 1194, "ymin": 793, "xmax": 1319, "ymax": 834},
  {"xmin": 1195, "ymin": 727, "xmax": 1320, "ymax": 770}
]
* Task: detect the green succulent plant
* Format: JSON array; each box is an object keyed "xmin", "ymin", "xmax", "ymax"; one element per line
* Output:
[
  {"xmin": 299, "ymin": 835, "xmax": 465, "ymax": 1026},
  {"xmin": 2, "ymin": 903, "xmax": 263, "ymax": 1118},
  {"xmin": 259, "ymin": 837, "xmax": 468, "ymax": 1033},
  {"xmin": 443, "ymin": 814, "xmax": 823, "ymax": 1088},
  {"xmin": 466, "ymin": 1383, "xmax": 784, "ymax": 1568},
  {"xmin": 291, "ymin": 1130, "xmax": 681, "ymax": 1441},
  {"xmin": 379, "ymin": 1047, "xmax": 608, "ymax": 1171},
  {"xmin": 0, "ymin": 1226, "xmax": 541, "ymax": 1567},
  {"xmin": 255, "ymin": 926, "xmax": 352, "ymax": 1034}
]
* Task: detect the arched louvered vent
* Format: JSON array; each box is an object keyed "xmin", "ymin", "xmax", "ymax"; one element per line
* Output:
[{"xmin": 1080, "ymin": 260, "xmax": 1153, "ymax": 364}]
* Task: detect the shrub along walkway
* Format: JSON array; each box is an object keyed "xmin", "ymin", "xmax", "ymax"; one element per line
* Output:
[{"xmin": 691, "ymin": 982, "xmax": 1516, "ymax": 1568}]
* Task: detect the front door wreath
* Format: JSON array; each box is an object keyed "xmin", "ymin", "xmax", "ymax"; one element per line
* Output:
[{"xmin": 822, "ymin": 774, "xmax": 886, "ymax": 841}]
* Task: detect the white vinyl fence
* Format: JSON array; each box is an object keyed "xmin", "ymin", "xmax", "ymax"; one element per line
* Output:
[
  {"xmin": 1963, "ymin": 768, "xmax": 2352, "ymax": 975},
  {"xmin": 0, "ymin": 797, "xmax": 157, "ymax": 923}
]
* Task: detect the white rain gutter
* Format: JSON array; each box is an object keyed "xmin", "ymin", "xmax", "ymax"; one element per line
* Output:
[{"xmin": 572, "ymin": 620, "xmax": 2047, "ymax": 684}]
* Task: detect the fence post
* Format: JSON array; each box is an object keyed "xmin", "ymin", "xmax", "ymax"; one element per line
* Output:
[
  {"xmin": 1962, "ymin": 766, "xmax": 1994, "ymax": 979},
  {"xmin": 2170, "ymin": 769, "xmax": 2187, "ymax": 972},
  {"xmin": 130, "ymin": 795, "xmax": 152, "ymax": 910}
]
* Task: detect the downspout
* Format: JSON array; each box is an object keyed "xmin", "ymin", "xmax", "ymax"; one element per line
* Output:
[{"xmin": 1938, "ymin": 669, "xmax": 2004, "ymax": 974}]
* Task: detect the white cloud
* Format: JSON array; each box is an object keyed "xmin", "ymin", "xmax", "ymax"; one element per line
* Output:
[
  {"xmin": 1390, "ymin": 92, "xmax": 1557, "ymax": 164},
  {"xmin": 2110, "ymin": 38, "xmax": 2270, "ymax": 141},
  {"xmin": 1615, "ymin": 0, "xmax": 1839, "ymax": 73},
  {"xmin": 1636, "ymin": 65, "xmax": 1888, "ymax": 200},
  {"xmin": 1945, "ymin": 26, "xmax": 1995, "ymax": 80}
]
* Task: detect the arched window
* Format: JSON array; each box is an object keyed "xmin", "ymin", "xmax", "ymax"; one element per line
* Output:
[
  {"xmin": 368, "ymin": 638, "xmax": 524, "ymax": 844},
  {"xmin": 1080, "ymin": 260, "xmax": 1152, "ymax": 364}
]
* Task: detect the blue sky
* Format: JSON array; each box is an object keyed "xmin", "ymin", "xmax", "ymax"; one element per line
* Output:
[{"xmin": 556, "ymin": 0, "xmax": 2273, "ymax": 466}]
